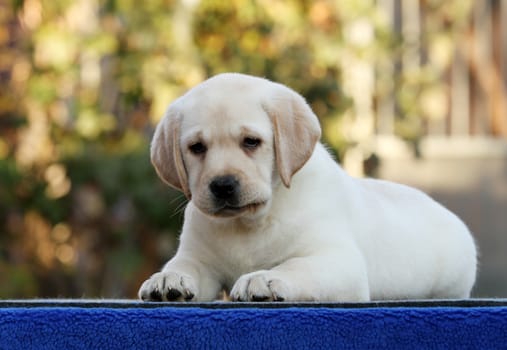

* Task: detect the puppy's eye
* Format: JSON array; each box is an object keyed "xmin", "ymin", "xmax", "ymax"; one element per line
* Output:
[
  {"xmin": 189, "ymin": 142, "xmax": 207, "ymax": 155},
  {"xmin": 242, "ymin": 137, "xmax": 261, "ymax": 149}
]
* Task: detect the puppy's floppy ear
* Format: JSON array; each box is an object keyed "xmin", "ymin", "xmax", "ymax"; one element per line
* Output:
[
  {"xmin": 263, "ymin": 86, "xmax": 321, "ymax": 187},
  {"xmin": 150, "ymin": 105, "xmax": 191, "ymax": 198}
]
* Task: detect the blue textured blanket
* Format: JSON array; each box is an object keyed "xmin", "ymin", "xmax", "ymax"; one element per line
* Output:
[{"xmin": 1, "ymin": 300, "xmax": 506, "ymax": 349}]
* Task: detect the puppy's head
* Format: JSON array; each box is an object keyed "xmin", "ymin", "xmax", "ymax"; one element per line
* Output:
[{"xmin": 151, "ymin": 73, "xmax": 321, "ymax": 219}]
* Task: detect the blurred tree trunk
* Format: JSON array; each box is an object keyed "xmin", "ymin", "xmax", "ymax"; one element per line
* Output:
[{"xmin": 465, "ymin": 4, "xmax": 507, "ymax": 138}]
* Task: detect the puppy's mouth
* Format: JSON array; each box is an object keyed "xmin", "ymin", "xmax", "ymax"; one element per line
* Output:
[{"xmin": 212, "ymin": 201, "xmax": 266, "ymax": 217}]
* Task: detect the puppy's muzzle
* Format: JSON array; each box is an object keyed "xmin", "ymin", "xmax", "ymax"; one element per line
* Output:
[{"xmin": 209, "ymin": 175, "xmax": 240, "ymax": 205}]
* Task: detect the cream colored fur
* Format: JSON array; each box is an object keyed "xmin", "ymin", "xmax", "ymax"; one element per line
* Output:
[{"xmin": 139, "ymin": 73, "xmax": 477, "ymax": 302}]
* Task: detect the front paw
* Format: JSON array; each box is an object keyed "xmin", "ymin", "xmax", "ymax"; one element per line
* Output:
[
  {"xmin": 230, "ymin": 271, "xmax": 290, "ymax": 302},
  {"xmin": 138, "ymin": 271, "xmax": 197, "ymax": 302}
]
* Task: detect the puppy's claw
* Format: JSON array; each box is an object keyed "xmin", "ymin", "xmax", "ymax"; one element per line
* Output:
[
  {"xmin": 273, "ymin": 294, "xmax": 285, "ymax": 302},
  {"xmin": 149, "ymin": 290, "xmax": 162, "ymax": 301},
  {"xmin": 251, "ymin": 294, "xmax": 270, "ymax": 302},
  {"xmin": 184, "ymin": 291, "xmax": 195, "ymax": 301},
  {"xmin": 167, "ymin": 288, "xmax": 182, "ymax": 301}
]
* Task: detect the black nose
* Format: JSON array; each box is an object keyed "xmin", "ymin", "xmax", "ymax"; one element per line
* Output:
[{"xmin": 209, "ymin": 176, "xmax": 239, "ymax": 200}]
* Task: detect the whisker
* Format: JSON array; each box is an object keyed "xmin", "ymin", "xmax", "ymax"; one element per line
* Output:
[
  {"xmin": 172, "ymin": 203, "xmax": 187, "ymax": 217},
  {"xmin": 168, "ymin": 193, "xmax": 184, "ymax": 206},
  {"xmin": 171, "ymin": 194, "xmax": 188, "ymax": 218}
]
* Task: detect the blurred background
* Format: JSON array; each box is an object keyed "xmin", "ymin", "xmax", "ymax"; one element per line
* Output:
[{"xmin": 0, "ymin": 0, "xmax": 506, "ymax": 299}]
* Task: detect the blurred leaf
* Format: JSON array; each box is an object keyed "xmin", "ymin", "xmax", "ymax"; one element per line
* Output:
[{"xmin": 0, "ymin": 263, "xmax": 38, "ymax": 298}]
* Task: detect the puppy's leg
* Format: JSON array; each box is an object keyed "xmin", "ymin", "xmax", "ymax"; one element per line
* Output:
[
  {"xmin": 230, "ymin": 247, "xmax": 370, "ymax": 302},
  {"xmin": 138, "ymin": 256, "xmax": 222, "ymax": 302}
]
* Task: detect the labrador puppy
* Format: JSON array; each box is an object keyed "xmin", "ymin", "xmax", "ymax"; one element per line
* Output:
[{"xmin": 139, "ymin": 73, "xmax": 477, "ymax": 302}]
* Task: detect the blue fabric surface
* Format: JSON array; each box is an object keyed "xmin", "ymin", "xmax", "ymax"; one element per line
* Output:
[{"xmin": 1, "ymin": 303, "xmax": 507, "ymax": 349}]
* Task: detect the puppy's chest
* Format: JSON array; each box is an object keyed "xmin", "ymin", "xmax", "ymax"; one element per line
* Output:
[{"xmin": 211, "ymin": 226, "xmax": 294, "ymax": 281}]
